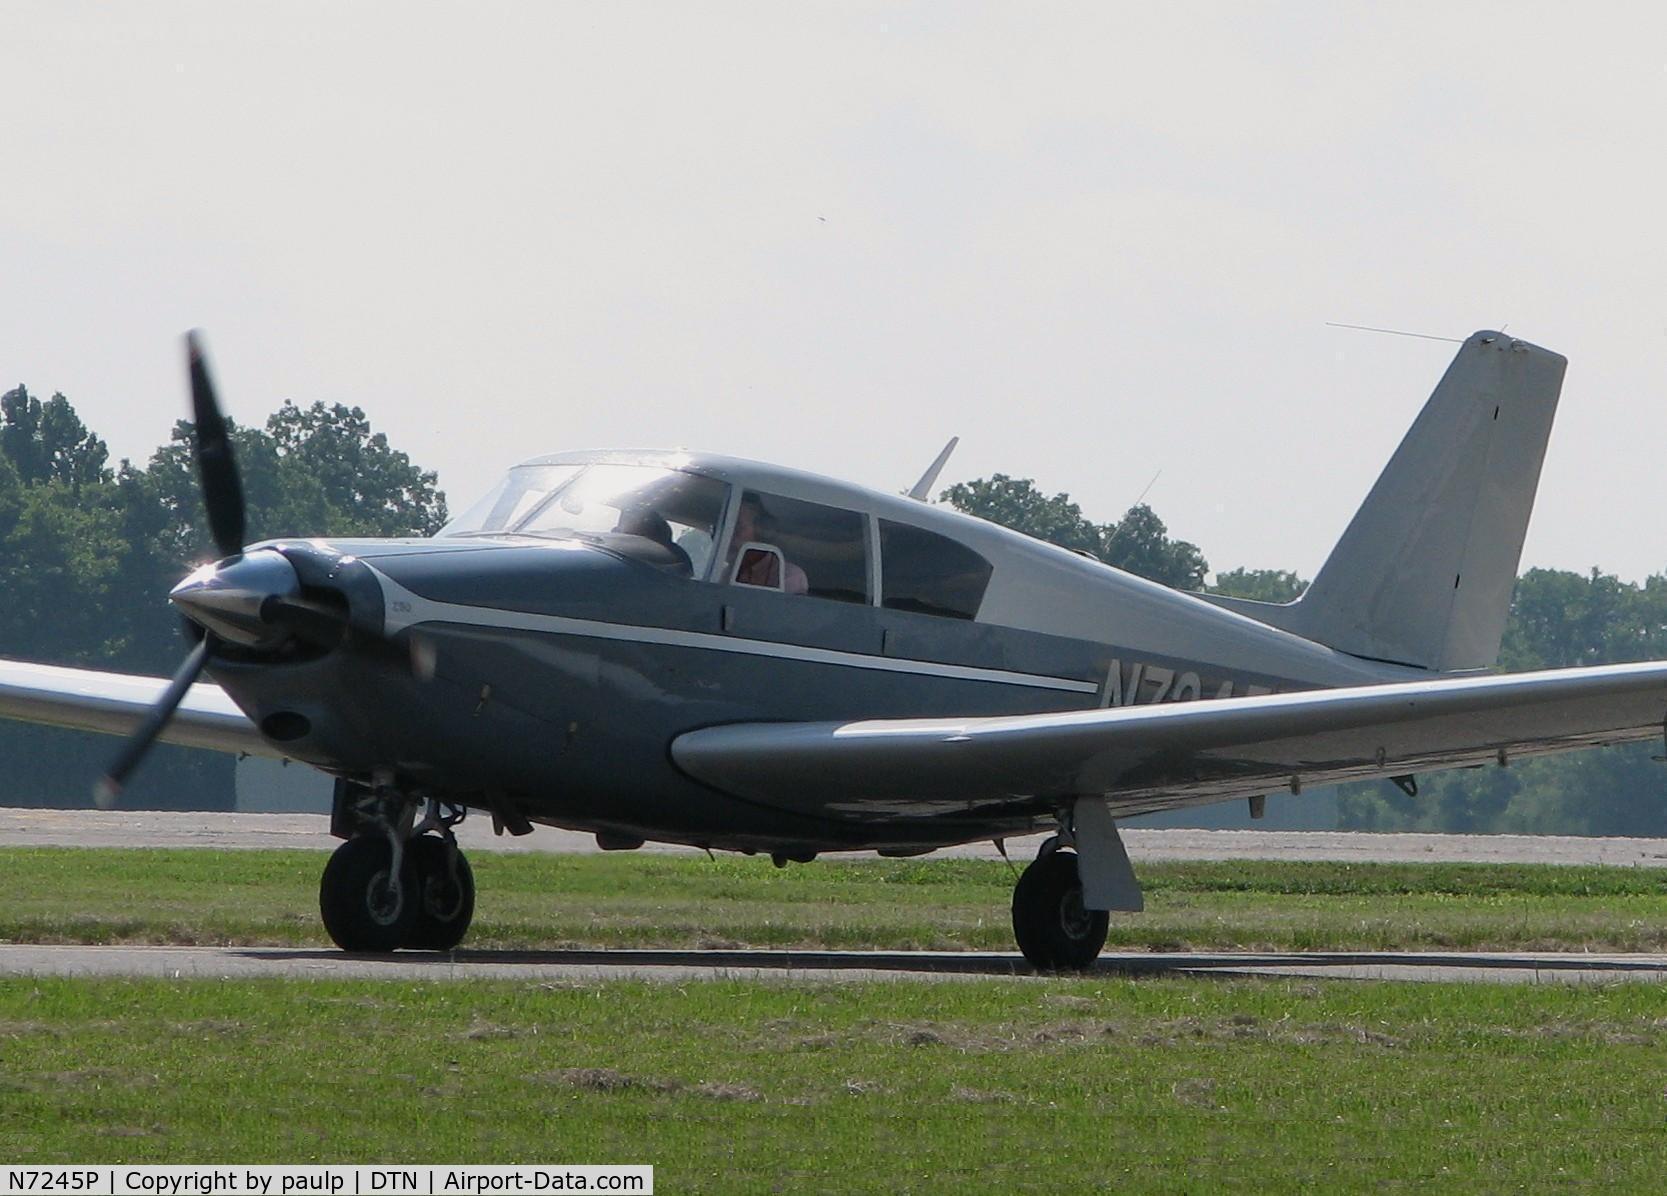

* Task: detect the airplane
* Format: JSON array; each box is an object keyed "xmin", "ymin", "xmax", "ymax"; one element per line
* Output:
[{"xmin": 3, "ymin": 328, "xmax": 1666, "ymax": 970}]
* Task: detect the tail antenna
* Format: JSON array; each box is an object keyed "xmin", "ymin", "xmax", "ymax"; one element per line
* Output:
[{"xmin": 906, "ymin": 436, "xmax": 960, "ymax": 502}]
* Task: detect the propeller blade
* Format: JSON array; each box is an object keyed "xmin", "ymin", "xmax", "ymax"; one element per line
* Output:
[
  {"xmin": 186, "ymin": 331, "xmax": 247, "ymax": 559},
  {"xmin": 93, "ymin": 636, "xmax": 214, "ymax": 809}
]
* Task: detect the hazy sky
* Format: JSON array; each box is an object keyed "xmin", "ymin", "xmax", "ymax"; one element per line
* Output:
[{"xmin": 6, "ymin": 3, "xmax": 1667, "ymax": 580}]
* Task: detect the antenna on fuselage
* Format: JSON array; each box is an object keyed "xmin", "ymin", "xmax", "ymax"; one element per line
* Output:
[{"xmin": 905, "ymin": 436, "xmax": 959, "ymax": 502}]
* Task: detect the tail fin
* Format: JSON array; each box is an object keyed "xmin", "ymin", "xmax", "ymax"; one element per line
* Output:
[{"xmin": 1210, "ymin": 331, "xmax": 1567, "ymax": 672}]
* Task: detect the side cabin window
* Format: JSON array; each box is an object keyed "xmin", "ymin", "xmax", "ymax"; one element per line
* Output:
[
  {"xmin": 726, "ymin": 490, "xmax": 869, "ymax": 604},
  {"xmin": 879, "ymin": 519, "xmax": 993, "ymax": 620}
]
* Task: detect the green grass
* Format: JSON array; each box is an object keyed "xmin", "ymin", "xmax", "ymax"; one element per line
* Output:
[
  {"xmin": 3, "ymin": 976, "xmax": 1667, "ymax": 1189},
  {"xmin": 5, "ymin": 848, "xmax": 1667, "ymax": 952}
]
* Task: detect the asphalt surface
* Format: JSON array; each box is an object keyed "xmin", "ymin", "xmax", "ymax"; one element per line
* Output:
[
  {"xmin": 1, "ymin": 944, "xmax": 1663, "ymax": 985},
  {"xmin": 9, "ymin": 808, "xmax": 1667, "ymax": 866}
]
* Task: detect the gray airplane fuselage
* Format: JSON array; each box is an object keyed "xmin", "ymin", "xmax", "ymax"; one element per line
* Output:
[{"xmin": 200, "ymin": 450, "xmax": 1416, "ymax": 854}]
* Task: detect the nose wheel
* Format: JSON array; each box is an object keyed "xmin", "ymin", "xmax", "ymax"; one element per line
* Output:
[
  {"xmin": 1011, "ymin": 847, "xmax": 1109, "ymax": 970},
  {"xmin": 405, "ymin": 833, "xmax": 476, "ymax": 951},
  {"xmin": 319, "ymin": 835, "xmax": 416, "ymax": 952},
  {"xmin": 319, "ymin": 794, "xmax": 477, "ymax": 953}
]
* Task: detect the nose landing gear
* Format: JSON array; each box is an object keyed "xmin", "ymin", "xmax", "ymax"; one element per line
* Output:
[
  {"xmin": 405, "ymin": 830, "xmax": 476, "ymax": 951},
  {"xmin": 319, "ymin": 833, "xmax": 415, "ymax": 952},
  {"xmin": 319, "ymin": 790, "xmax": 476, "ymax": 953}
]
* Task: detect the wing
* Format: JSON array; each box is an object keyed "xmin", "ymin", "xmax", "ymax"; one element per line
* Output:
[
  {"xmin": 0, "ymin": 658, "xmax": 275, "ymax": 758},
  {"xmin": 671, "ymin": 661, "xmax": 1667, "ymax": 819}
]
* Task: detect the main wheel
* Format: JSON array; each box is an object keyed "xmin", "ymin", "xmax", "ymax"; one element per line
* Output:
[
  {"xmin": 405, "ymin": 835, "xmax": 476, "ymax": 952},
  {"xmin": 1011, "ymin": 850, "xmax": 1109, "ymax": 970},
  {"xmin": 319, "ymin": 835, "xmax": 416, "ymax": 952}
]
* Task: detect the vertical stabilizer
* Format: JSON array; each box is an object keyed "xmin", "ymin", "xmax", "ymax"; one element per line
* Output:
[{"xmin": 1208, "ymin": 331, "xmax": 1566, "ymax": 672}]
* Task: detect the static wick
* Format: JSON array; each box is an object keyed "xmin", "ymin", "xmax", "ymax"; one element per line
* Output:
[{"xmin": 1325, "ymin": 321, "xmax": 1464, "ymax": 344}]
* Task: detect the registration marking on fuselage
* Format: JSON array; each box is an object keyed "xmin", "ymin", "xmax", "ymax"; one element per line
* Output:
[{"xmin": 1097, "ymin": 658, "xmax": 1273, "ymax": 707}]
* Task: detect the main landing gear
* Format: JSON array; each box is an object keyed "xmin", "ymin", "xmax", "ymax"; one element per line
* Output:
[
  {"xmin": 319, "ymin": 793, "xmax": 476, "ymax": 953},
  {"xmin": 1010, "ymin": 802, "xmax": 1144, "ymax": 970},
  {"xmin": 1010, "ymin": 842, "xmax": 1109, "ymax": 971}
]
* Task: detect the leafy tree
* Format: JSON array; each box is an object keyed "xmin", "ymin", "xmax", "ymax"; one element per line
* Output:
[
  {"xmin": 1100, "ymin": 504, "xmax": 1207, "ymax": 591},
  {"xmin": 137, "ymin": 402, "xmax": 447, "ymax": 562},
  {"xmin": 0, "ymin": 385, "xmax": 109, "ymax": 491},
  {"xmin": 1208, "ymin": 567, "xmax": 1307, "ymax": 604},
  {"xmin": 266, "ymin": 401, "xmax": 447, "ymax": 536},
  {"xmin": 941, "ymin": 476, "xmax": 1207, "ymax": 589},
  {"xmin": 939, "ymin": 475, "xmax": 1101, "ymax": 557}
]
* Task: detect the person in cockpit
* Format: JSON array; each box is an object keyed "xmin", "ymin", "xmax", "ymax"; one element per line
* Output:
[
  {"xmin": 615, "ymin": 507, "xmax": 694, "ymax": 574},
  {"xmin": 728, "ymin": 494, "xmax": 808, "ymax": 594}
]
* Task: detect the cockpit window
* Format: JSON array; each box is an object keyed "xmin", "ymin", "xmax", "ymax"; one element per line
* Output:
[
  {"xmin": 441, "ymin": 463, "xmax": 729, "ymax": 578},
  {"xmin": 879, "ymin": 519, "xmax": 992, "ymax": 620},
  {"xmin": 725, "ymin": 490, "xmax": 869, "ymax": 603},
  {"xmin": 440, "ymin": 464, "xmax": 581, "ymax": 537}
]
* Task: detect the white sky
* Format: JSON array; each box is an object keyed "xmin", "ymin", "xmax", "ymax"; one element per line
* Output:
[{"xmin": 5, "ymin": 2, "xmax": 1667, "ymax": 580}]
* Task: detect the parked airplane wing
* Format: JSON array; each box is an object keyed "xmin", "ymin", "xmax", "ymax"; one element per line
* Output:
[
  {"xmin": 0, "ymin": 658, "xmax": 276, "ymax": 760},
  {"xmin": 671, "ymin": 662, "xmax": 1667, "ymax": 818}
]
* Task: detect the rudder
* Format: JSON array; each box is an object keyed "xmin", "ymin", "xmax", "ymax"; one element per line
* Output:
[{"xmin": 1210, "ymin": 331, "xmax": 1566, "ymax": 672}]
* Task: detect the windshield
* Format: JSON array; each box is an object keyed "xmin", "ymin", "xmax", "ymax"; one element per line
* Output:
[
  {"xmin": 441, "ymin": 463, "xmax": 730, "ymax": 577},
  {"xmin": 439, "ymin": 464, "xmax": 582, "ymax": 537}
]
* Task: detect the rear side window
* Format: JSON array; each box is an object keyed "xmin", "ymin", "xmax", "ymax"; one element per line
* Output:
[
  {"xmin": 879, "ymin": 520, "xmax": 992, "ymax": 620},
  {"xmin": 725, "ymin": 491, "xmax": 869, "ymax": 603}
]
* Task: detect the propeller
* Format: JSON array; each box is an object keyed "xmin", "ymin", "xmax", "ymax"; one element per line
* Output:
[
  {"xmin": 187, "ymin": 331, "xmax": 246, "ymax": 560},
  {"xmin": 93, "ymin": 331, "xmax": 434, "ymax": 807},
  {"xmin": 93, "ymin": 635, "xmax": 214, "ymax": 809},
  {"xmin": 94, "ymin": 332, "xmax": 247, "ymax": 807}
]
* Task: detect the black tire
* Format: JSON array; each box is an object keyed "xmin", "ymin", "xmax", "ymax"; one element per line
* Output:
[
  {"xmin": 319, "ymin": 835, "xmax": 416, "ymax": 952},
  {"xmin": 1011, "ymin": 850, "xmax": 1109, "ymax": 970},
  {"xmin": 406, "ymin": 835, "xmax": 476, "ymax": 952}
]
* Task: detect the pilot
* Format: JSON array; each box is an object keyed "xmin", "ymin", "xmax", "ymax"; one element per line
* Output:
[
  {"xmin": 729, "ymin": 495, "xmax": 808, "ymax": 594},
  {"xmin": 615, "ymin": 507, "xmax": 693, "ymax": 573}
]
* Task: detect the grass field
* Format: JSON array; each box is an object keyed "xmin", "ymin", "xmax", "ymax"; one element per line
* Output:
[
  {"xmin": 8, "ymin": 850, "xmax": 1667, "ymax": 1187},
  {"xmin": 4, "ymin": 975, "xmax": 1667, "ymax": 1189},
  {"xmin": 6, "ymin": 847, "xmax": 1667, "ymax": 952}
]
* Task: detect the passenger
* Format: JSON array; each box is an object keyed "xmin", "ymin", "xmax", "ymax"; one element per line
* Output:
[{"xmin": 729, "ymin": 495, "xmax": 808, "ymax": 594}]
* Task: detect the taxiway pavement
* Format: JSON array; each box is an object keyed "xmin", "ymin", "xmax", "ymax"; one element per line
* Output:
[
  {"xmin": 7, "ymin": 808, "xmax": 1667, "ymax": 867},
  {"xmin": 1, "ymin": 944, "xmax": 1663, "ymax": 985}
]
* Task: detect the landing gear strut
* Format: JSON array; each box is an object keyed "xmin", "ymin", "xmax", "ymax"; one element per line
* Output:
[
  {"xmin": 405, "ymin": 803, "xmax": 475, "ymax": 951},
  {"xmin": 319, "ymin": 790, "xmax": 476, "ymax": 953},
  {"xmin": 1010, "ymin": 840, "xmax": 1109, "ymax": 971}
]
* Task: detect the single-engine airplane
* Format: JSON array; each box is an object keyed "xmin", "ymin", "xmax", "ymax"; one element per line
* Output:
[{"xmin": 3, "ymin": 329, "xmax": 1665, "ymax": 968}]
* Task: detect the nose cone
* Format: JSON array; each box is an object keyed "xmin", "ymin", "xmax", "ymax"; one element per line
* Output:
[{"xmin": 169, "ymin": 549, "xmax": 301, "ymax": 648}]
